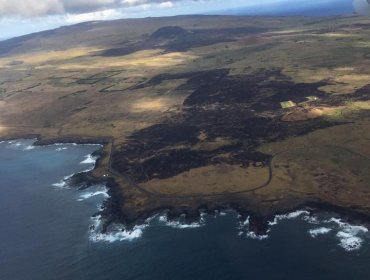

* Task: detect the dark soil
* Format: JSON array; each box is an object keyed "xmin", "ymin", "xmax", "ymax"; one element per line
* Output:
[
  {"xmin": 111, "ymin": 68, "xmax": 352, "ymax": 182},
  {"xmin": 101, "ymin": 26, "xmax": 270, "ymax": 57}
]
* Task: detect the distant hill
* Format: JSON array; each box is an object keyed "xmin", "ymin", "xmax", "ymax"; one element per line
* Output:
[{"xmin": 0, "ymin": 15, "xmax": 284, "ymax": 57}]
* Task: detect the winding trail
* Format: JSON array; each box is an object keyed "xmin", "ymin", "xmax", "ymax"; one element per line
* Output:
[
  {"xmin": 107, "ymin": 143, "xmax": 370, "ymax": 199},
  {"xmin": 2, "ymin": 129, "xmax": 368, "ymax": 201}
]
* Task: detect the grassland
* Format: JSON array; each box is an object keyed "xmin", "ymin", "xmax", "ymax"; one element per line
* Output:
[{"xmin": 0, "ymin": 15, "xmax": 369, "ymax": 232}]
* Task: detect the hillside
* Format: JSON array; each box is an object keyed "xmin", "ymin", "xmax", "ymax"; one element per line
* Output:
[{"xmin": 0, "ymin": 15, "xmax": 370, "ymax": 231}]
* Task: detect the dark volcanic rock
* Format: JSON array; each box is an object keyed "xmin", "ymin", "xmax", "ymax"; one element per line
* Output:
[
  {"xmin": 101, "ymin": 26, "xmax": 271, "ymax": 57},
  {"xmin": 111, "ymin": 68, "xmax": 345, "ymax": 182},
  {"xmin": 150, "ymin": 26, "xmax": 188, "ymax": 39}
]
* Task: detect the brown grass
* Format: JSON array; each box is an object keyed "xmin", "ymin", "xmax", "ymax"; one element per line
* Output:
[
  {"xmin": 1, "ymin": 15, "xmax": 370, "ymax": 219},
  {"xmin": 140, "ymin": 164, "xmax": 269, "ymax": 196}
]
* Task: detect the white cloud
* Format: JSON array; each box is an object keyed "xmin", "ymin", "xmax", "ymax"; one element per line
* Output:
[
  {"xmin": 121, "ymin": 0, "xmax": 148, "ymax": 6},
  {"xmin": 63, "ymin": 0, "xmax": 118, "ymax": 12},
  {"xmin": 159, "ymin": 1, "xmax": 174, "ymax": 8},
  {"xmin": 0, "ymin": 0, "xmax": 64, "ymax": 18},
  {"xmin": 64, "ymin": 8, "xmax": 122, "ymax": 24},
  {"xmin": 0, "ymin": 0, "xmax": 190, "ymax": 18}
]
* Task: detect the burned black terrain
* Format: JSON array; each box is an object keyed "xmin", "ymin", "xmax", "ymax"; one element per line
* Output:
[
  {"xmin": 1, "ymin": 14, "xmax": 370, "ymax": 238},
  {"xmin": 101, "ymin": 26, "xmax": 269, "ymax": 57},
  {"xmin": 112, "ymin": 69, "xmax": 345, "ymax": 183}
]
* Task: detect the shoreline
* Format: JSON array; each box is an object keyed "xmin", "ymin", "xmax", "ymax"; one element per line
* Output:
[
  {"xmin": 2, "ymin": 136, "xmax": 370, "ymax": 238},
  {"xmin": 101, "ymin": 172, "xmax": 370, "ymax": 236}
]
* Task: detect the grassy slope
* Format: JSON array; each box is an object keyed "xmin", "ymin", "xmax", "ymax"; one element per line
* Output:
[{"xmin": 0, "ymin": 15, "xmax": 369, "ymax": 226}]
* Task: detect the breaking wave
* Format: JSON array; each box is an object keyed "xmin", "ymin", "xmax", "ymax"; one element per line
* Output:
[
  {"xmin": 77, "ymin": 186, "xmax": 110, "ymax": 201},
  {"xmin": 52, "ymin": 154, "xmax": 97, "ymax": 188},
  {"xmin": 327, "ymin": 218, "xmax": 369, "ymax": 251},
  {"xmin": 309, "ymin": 227, "xmax": 332, "ymax": 237},
  {"xmin": 86, "ymin": 208, "xmax": 369, "ymax": 251},
  {"xmin": 89, "ymin": 215, "xmax": 147, "ymax": 243},
  {"xmin": 246, "ymin": 231, "xmax": 269, "ymax": 240},
  {"xmin": 80, "ymin": 154, "xmax": 97, "ymax": 164},
  {"xmin": 236, "ymin": 210, "xmax": 369, "ymax": 251},
  {"xmin": 52, "ymin": 181, "xmax": 67, "ymax": 188},
  {"xmin": 268, "ymin": 212, "xmax": 369, "ymax": 251},
  {"xmin": 158, "ymin": 214, "xmax": 205, "ymax": 229},
  {"xmin": 268, "ymin": 210, "xmax": 310, "ymax": 226},
  {"xmin": 23, "ymin": 145, "xmax": 35, "ymax": 151},
  {"xmin": 6, "ymin": 140, "xmax": 36, "ymax": 151},
  {"xmin": 238, "ymin": 216, "xmax": 269, "ymax": 240},
  {"xmin": 305, "ymin": 217, "xmax": 369, "ymax": 251},
  {"xmin": 51, "ymin": 173, "xmax": 74, "ymax": 189},
  {"xmin": 240, "ymin": 211, "xmax": 312, "ymax": 240},
  {"xmin": 89, "ymin": 213, "xmax": 208, "ymax": 243}
]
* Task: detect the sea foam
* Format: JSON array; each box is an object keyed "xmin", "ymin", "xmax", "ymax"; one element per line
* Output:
[
  {"xmin": 327, "ymin": 218, "xmax": 368, "ymax": 251},
  {"xmin": 246, "ymin": 231, "xmax": 269, "ymax": 240},
  {"xmin": 268, "ymin": 210, "xmax": 310, "ymax": 226},
  {"xmin": 309, "ymin": 227, "xmax": 332, "ymax": 238},
  {"xmin": 238, "ymin": 217, "xmax": 269, "ymax": 240},
  {"xmin": 158, "ymin": 214, "xmax": 204, "ymax": 229},
  {"xmin": 89, "ymin": 215, "xmax": 147, "ymax": 243},
  {"xmin": 238, "ymin": 210, "xmax": 313, "ymax": 240},
  {"xmin": 77, "ymin": 187, "xmax": 109, "ymax": 201},
  {"xmin": 242, "ymin": 210, "xmax": 370, "ymax": 250},
  {"xmin": 304, "ymin": 216, "xmax": 369, "ymax": 251},
  {"xmin": 336, "ymin": 232, "xmax": 363, "ymax": 251},
  {"xmin": 23, "ymin": 145, "xmax": 35, "ymax": 151},
  {"xmin": 80, "ymin": 154, "xmax": 97, "ymax": 164},
  {"xmin": 7, "ymin": 141, "xmax": 36, "ymax": 151},
  {"xmin": 52, "ymin": 181, "xmax": 67, "ymax": 188},
  {"xmin": 52, "ymin": 153, "xmax": 98, "ymax": 188},
  {"xmin": 51, "ymin": 173, "xmax": 74, "ymax": 189},
  {"xmin": 85, "ymin": 209, "xmax": 369, "ymax": 250}
]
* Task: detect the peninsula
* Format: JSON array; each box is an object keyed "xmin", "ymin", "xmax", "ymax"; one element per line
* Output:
[{"xmin": 1, "ymin": 15, "xmax": 369, "ymax": 232}]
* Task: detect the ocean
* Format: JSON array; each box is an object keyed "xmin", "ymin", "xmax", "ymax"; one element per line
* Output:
[
  {"xmin": 0, "ymin": 139, "xmax": 369, "ymax": 280},
  {"xmin": 212, "ymin": 0, "xmax": 354, "ymax": 16}
]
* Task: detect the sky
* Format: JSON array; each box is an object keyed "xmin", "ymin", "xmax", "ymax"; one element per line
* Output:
[{"xmin": 0, "ymin": 0, "xmax": 367, "ymax": 38}]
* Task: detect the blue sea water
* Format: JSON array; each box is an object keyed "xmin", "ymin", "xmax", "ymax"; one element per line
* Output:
[
  {"xmin": 0, "ymin": 139, "xmax": 369, "ymax": 280},
  {"xmin": 212, "ymin": 0, "xmax": 354, "ymax": 16}
]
